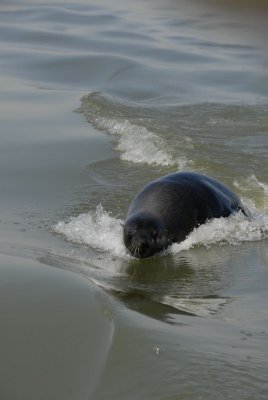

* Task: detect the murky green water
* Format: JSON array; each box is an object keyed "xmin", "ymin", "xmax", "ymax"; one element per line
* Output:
[{"xmin": 0, "ymin": 0, "xmax": 267, "ymax": 399}]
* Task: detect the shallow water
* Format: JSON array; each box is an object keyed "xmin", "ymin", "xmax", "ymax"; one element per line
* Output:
[{"xmin": 0, "ymin": 0, "xmax": 268, "ymax": 399}]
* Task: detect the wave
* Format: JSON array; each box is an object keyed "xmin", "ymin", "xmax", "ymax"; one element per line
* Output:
[
  {"xmin": 77, "ymin": 93, "xmax": 268, "ymax": 184},
  {"xmin": 54, "ymin": 203, "xmax": 268, "ymax": 259},
  {"xmin": 169, "ymin": 210, "xmax": 268, "ymax": 254},
  {"xmin": 233, "ymin": 174, "xmax": 268, "ymax": 212},
  {"xmin": 91, "ymin": 116, "xmax": 177, "ymax": 166},
  {"xmin": 54, "ymin": 204, "xmax": 124, "ymax": 257},
  {"xmin": 77, "ymin": 92, "xmax": 189, "ymax": 168}
]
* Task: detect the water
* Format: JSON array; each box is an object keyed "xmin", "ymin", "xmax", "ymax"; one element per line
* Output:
[{"xmin": 0, "ymin": 0, "xmax": 268, "ymax": 399}]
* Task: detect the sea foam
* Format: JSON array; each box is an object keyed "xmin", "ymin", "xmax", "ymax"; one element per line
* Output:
[
  {"xmin": 234, "ymin": 174, "xmax": 268, "ymax": 212},
  {"xmin": 54, "ymin": 205, "xmax": 125, "ymax": 257},
  {"xmin": 94, "ymin": 116, "xmax": 176, "ymax": 166},
  {"xmin": 169, "ymin": 211, "xmax": 268, "ymax": 254},
  {"xmin": 78, "ymin": 93, "xmax": 189, "ymax": 169},
  {"xmin": 54, "ymin": 204, "xmax": 268, "ymax": 258}
]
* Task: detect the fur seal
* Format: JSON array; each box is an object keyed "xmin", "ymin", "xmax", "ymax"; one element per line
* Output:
[{"xmin": 123, "ymin": 172, "xmax": 245, "ymax": 258}]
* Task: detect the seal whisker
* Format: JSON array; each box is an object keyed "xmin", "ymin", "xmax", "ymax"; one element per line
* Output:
[
  {"xmin": 137, "ymin": 245, "xmax": 141, "ymax": 259},
  {"xmin": 135, "ymin": 244, "xmax": 140, "ymax": 259}
]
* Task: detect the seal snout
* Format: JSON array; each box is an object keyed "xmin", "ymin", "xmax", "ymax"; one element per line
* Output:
[
  {"xmin": 131, "ymin": 233, "xmax": 153, "ymax": 258},
  {"xmin": 123, "ymin": 213, "xmax": 165, "ymax": 259}
]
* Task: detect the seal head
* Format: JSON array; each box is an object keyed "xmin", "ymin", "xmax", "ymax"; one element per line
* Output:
[{"xmin": 123, "ymin": 212, "xmax": 168, "ymax": 258}]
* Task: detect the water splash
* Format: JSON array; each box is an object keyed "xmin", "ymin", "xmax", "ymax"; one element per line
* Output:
[
  {"xmin": 170, "ymin": 211, "xmax": 268, "ymax": 254},
  {"xmin": 54, "ymin": 204, "xmax": 126, "ymax": 257},
  {"xmin": 54, "ymin": 204, "xmax": 268, "ymax": 258}
]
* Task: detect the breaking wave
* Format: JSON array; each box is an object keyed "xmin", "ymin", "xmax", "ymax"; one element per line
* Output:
[
  {"xmin": 77, "ymin": 92, "xmax": 189, "ymax": 169},
  {"xmin": 54, "ymin": 203, "xmax": 268, "ymax": 258}
]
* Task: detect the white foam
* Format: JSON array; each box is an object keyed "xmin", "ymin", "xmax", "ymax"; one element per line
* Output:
[
  {"xmin": 54, "ymin": 204, "xmax": 126, "ymax": 257},
  {"xmin": 54, "ymin": 204, "xmax": 268, "ymax": 259},
  {"xmin": 251, "ymin": 175, "xmax": 268, "ymax": 196},
  {"xmin": 233, "ymin": 174, "xmax": 268, "ymax": 212},
  {"xmin": 78, "ymin": 93, "xmax": 191, "ymax": 168},
  {"xmin": 234, "ymin": 174, "xmax": 268, "ymax": 194},
  {"xmin": 93, "ymin": 115, "xmax": 187, "ymax": 167},
  {"xmin": 170, "ymin": 210, "xmax": 268, "ymax": 254}
]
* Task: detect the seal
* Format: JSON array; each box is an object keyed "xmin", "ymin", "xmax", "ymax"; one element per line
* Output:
[{"xmin": 123, "ymin": 172, "xmax": 245, "ymax": 258}]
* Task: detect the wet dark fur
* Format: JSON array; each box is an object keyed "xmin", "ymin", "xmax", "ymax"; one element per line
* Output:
[{"xmin": 123, "ymin": 172, "xmax": 245, "ymax": 258}]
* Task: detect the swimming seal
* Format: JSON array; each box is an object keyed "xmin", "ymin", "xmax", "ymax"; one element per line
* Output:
[{"xmin": 123, "ymin": 172, "xmax": 245, "ymax": 258}]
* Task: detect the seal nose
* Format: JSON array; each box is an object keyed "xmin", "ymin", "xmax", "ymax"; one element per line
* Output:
[
  {"xmin": 132, "ymin": 235, "xmax": 146, "ymax": 248},
  {"xmin": 130, "ymin": 234, "xmax": 151, "ymax": 258},
  {"xmin": 139, "ymin": 237, "xmax": 152, "ymax": 257}
]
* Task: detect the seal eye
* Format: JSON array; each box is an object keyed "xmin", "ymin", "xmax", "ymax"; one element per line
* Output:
[
  {"xmin": 127, "ymin": 227, "xmax": 134, "ymax": 239},
  {"xmin": 152, "ymin": 229, "xmax": 158, "ymax": 241}
]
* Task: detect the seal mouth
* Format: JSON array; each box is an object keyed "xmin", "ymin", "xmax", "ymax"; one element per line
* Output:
[
  {"xmin": 129, "ymin": 245, "xmax": 153, "ymax": 259},
  {"xmin": 128, "ymin": 236, "xmax": 159, "ymax": 259}
]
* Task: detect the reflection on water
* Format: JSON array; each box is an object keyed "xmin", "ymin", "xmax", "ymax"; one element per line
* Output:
[
  {"xmin": 117, "ymin": 251, "xmax": 231, "ymax": 319},
  {"xmin": 37, "ymin": 242, "xmax": 241, "ymax": 320}
]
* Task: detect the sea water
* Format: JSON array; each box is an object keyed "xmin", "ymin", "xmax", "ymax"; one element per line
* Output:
[{"xmin": 0, "ymin": 0, "xmax": 268, "ymax": 399}]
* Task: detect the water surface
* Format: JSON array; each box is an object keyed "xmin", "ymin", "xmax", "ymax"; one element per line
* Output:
[{"xmin": 0, "ymin": 0, "xmax": 268, "ymax": 399}]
